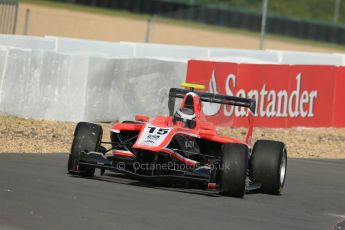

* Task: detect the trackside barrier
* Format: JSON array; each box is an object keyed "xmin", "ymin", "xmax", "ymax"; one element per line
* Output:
[
  {"xmin": 0, "ymin": 49, "xmax": 89, "ymax": 121},
  {"xmin": 1, "ymin": 35, "xmax": 345, "ymax": 126},
  {"xmin": 209, "ymin": 48, "xmax": 280, "ymax": 63},
  {"xmin": 1, "ymin": 35, "xmax": 345, "ymax": 64},
  {"xmin": 119, "ymin": 42, "xmax": 209, "ymax": 59},
  {"xmin": 0, "ymin": 35, "xmax": 55, "ymax": 50},
  {"xmin": 47, "ymin": 36, "xmax": 135, "ymax": 57},
  {"xmin": 186, "ymin": 60, "xmax": 345, "ymax": 128},
  {"xmin": 273, "ymin": 50, "xmax": 344, "ymax": 66},
  {"xmin": 82, "ymin": 56, "xmax": 186, "ymax": 122},
  {"xmin": 0, "ymin": 47, "xmax": 186, "ymax": 122}
]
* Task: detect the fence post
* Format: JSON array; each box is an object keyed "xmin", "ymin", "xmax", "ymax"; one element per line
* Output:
[
  {"xmin": 145, "ymin": 16, "xmax": 154, "ymax": 43},
  {"xmin": 3, "ymin": 1, "xmax": 9, "ymax": 33},
  {"xmin": 12, "ymin": 0, "xmax": 18, "ymax": 34},
  {"xmin": 23, "ymin": 8, "xmax": 30, "ymax": 35},
  {"xmin": 334, "ymin": 0, "xmax": 341, "ymax": 24},
  {"xmin": 259, "ymin": 0, "xmax": 268, "ymax": 50}
]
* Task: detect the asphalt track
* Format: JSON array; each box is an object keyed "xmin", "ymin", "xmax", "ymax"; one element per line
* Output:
[{"xmin": 0, "ymin": 154, "xmax": 344, "ymax": 230}]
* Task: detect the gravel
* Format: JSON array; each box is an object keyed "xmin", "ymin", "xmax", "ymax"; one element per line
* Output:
[{"xmin": 1, "ymin": 115, "xmax": 344, "ymax": 158}]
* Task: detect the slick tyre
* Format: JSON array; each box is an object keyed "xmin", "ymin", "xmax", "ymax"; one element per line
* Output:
[
  {"xmin": 250, "ymin": 140, "xmax": 287, "ymax": 195},
  {"xmin": 67, "ymin": 122, "xmax": 103, "ymax": 177},
  {"xmin": 219, "ymin": 143, "xmax": 248, "ymax": 198}
]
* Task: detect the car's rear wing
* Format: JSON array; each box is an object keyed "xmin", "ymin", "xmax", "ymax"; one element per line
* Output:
[{"xmin": 168, "ymin": 88, "xmax": 256, "ymax": 116}]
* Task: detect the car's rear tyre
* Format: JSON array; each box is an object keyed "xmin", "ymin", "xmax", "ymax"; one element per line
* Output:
[
  {"xmin": 219, "ymin": 143, "xmax": 248, "ymax": 198},
  {"xmin": 250, "ymin": 140, "xmax": 287, "ymax": 195},
  {"xmin": 67, "ymin": 122, "xmax": 103, "ymax": 177}
]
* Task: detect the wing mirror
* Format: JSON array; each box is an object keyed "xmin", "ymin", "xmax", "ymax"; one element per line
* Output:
[{"xmin": 135, "ymin": 115, "xmax": 149, "ymax": 122}]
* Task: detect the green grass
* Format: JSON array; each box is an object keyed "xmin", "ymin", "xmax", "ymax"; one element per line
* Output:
[
  {"xmin": 155, "ymin": 16, "xmax": 345, "ymax": 51},
  {"xmin": 21, "ymin": 0, "xmax": 150, "ymax": 20},
  {"xmin": 202, "ymin": 0, "xmax": 345, "ymax": 24},
  {"xmin": 21, "ymin": 0, "xmax": 345, "ymax": 51}
]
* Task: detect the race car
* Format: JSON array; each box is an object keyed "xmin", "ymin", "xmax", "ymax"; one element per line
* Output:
[{"xmin": 67, "ymin": 83, "xmax": 287, "ymax": 197}]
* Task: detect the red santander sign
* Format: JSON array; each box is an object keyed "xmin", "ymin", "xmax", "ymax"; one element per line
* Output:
[{"xmin": 186, "ymin": 60, "xmax": 345, "ymax": 128}]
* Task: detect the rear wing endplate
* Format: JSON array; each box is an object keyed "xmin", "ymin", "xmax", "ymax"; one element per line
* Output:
[{"xmin": 168, "ymin": 88, "xmax": 256, "ymax": 116}]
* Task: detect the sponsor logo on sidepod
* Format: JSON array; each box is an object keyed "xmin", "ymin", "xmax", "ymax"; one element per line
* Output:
[{"xmin": 203, "ymin": 70, "xmax": 318, "ymax": 118}]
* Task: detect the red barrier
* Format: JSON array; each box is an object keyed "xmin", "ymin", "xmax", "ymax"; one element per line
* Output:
[
  {"xmin": 333, "ymin": 68, "xmax": 345, "ymax": 127},
  {"xmin": 186, "ymin": 60, "xmax": 344, "ymax": 128}
]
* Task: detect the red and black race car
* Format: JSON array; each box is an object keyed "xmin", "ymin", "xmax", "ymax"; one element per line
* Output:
[{"xmin": 67, "ymin": 83, "xmax": 287, "ymax": 197}]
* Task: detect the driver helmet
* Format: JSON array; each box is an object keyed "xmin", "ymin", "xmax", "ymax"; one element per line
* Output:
[{"xmin": 173, "ymin": 108, "xmax": 196, "ymax": 128}]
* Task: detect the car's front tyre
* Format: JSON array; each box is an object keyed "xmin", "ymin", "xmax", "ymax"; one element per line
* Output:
[
  {"xmin": 67, "ymin": 122, "xmax": 103, "ymax": 177},
  {"xmin": 250, "ymin": 140, "xmax": 287, "ymax": 195},
  {"xmin": 219, "ymin": 143, "xmax": 248, "ymax": 198}
]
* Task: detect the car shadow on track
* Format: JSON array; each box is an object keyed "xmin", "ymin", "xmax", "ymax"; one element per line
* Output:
[{"xmin": 69, "ymin": 172, "xmax": 222, "ymax": 197}]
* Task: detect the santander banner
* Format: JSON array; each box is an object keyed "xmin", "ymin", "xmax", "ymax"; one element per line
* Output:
[{"xmin": 186, "ymin": 60, "xmax": 345, "ymax": 128}]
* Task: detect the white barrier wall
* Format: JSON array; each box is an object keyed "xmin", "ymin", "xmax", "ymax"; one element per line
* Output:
[
  {"xmin": 274, "ymin": 50, "xmax": 344, "ymax": 65},
  {"xmin": 2, "ymin": 35, "xmax": 345, "ymax": 64},
  {"xmin": 0, "ymin": 35, "xmax": 55, "ymax": 50},
  {"xmin": 3, "ymin": 35, "xmax": 344, "ymax": 65},
  {"xmin": 48, "ymin": 36, "xmax": 135, "ymax": 57},
  {"xmin": 1, "ymin": 34, "xmax": 345, "ymax": 122},
  {"xmin": 0, "ymin": 49, "xmax": 89, "ymax": 121},
  {"xmin": 83, "ymin": 57, "xmax": 186, "ymax": 122},
  {"xmin": 0, "ymin": 46, "xmax": 186, "ymax": 122},
  {"xmin": 121, "ymin": 42, "xmax": 210, "ymax": 59},
  {"xmin": 209, "ymin": 48, "xmax": 280, "ymax": 63}
]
